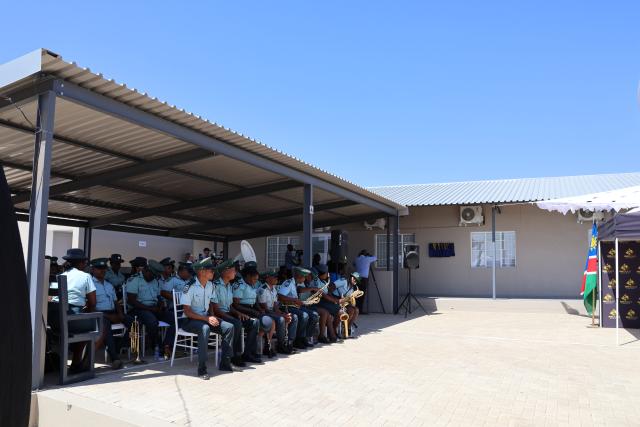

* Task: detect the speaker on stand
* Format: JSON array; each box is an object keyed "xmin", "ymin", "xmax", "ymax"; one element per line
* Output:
[
  {"xmin": 396, "ymin": 244, "xmax": 427, "ymax": 317},
  {"xmin": 330, "ymin": 230, "xmax": 348, "ymax": 273}
]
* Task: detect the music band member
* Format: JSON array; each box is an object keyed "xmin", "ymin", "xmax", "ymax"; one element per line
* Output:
[
  {"xmin": 259, "ymin": 270, "xmax": 297, "ymax": 354},
  {"xmin": 278, "ymin": 267, "xmax": 319, "ymax": 349},
  {"xmin": 181, "ymin": 257, "xmax": 235, "ymax": 379}
]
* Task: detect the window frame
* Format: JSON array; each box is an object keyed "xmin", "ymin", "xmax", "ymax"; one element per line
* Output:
[
  {"xmin": 374, "ymin": 233, "xmax": 416, "ymax": 269},
  {"xmin": 470, "ymin": 231, "xmax": 516, "ymax": 268},
  {"xmin": 266, "ymin": 236, "xmax": 300, "ymax": 269}
]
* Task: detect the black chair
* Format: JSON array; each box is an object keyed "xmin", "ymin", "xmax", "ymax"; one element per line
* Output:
[{"xmin": 56, "ymin": 274, "xmax": 103, "ymax": 385}]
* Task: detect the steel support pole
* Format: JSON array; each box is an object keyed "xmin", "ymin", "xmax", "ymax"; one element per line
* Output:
[
  {"xmin": 303, "ymin": 184, "xmax": 313, "ymax": 267},
  {"xmin": 386, "ymin": 216, "xmax": 391, "ymax": 271},
  {"xmin": 83, "ymin": 227, "xmax": 92, "ymax": 260},
  {"xmin": 26, "ymin": 91, "xmax": 56, "ymax": 390},
  {"xmin": 492, "ymin": 206, "xmax": 497, "ymax": 300},
  {"xmin": 223, "ymin": 240, "xmax": 229, "ymax": 260},
  {"xmin": 615, "ymin": 238, "xmax": 619, "ymax": 346},
  {"xmin": 392, "ymin": 214, "xmax": 400, "ymax": 313}
]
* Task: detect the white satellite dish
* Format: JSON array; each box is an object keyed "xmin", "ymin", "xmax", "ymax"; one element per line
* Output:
[{"xmin": 233, "ymin": 240, "xmax": 257, "ymax": 264}]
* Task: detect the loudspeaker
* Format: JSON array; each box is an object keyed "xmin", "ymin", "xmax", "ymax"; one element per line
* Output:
[
  {"xmin": 330, "ymin": 230, "xmax": 349, "ymax": 263},
  {"xmin": 403, "ymin": 244, "xmax": 420, "ymax": 269}
]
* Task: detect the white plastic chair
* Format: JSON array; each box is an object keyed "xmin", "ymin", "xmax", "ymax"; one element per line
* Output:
[{"xmin": 171, "ymin": 290, "xmax": 219, "ymax": 368}]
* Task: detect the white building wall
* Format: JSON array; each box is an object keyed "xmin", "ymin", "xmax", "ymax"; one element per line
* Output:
[{"xmin": 339, "ymin": 204, "xmax": 591, "ymax": 298}]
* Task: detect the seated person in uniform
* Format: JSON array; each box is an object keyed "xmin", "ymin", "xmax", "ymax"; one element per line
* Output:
[
  {"xmin": 232, "ymin": 262, "xmax": 276, "ymax": 358},
  {"xmin": 210, "ymin": 260, "xmax": 262, "ymax": 366},
  {"xmin": 105, "ymin": 254, "xmax": 126, "ymax": 298},
  {"xmin": 277, "ymin": 267, "xmax": 320, "ymax": 349},
  {"xmin": 127, "ymin": 257, "xmax": 147, "ymax": 282},
  {"xmin": 160, "ymin": 261, "xmax": 193, "ymax": 310},
  {"xmin": 308, "ymin": 264, "xmax": 338, "ymax": 343},
  {"xmin": 297, "ymin": 267, "xmax": 333, "ymax": 344},
  {"xmin": 90, "ymin": 258, "xmax": 131, "ymax": 369},
  {"xmin": 181, "ymin": 257, "xmax": 235, "ymax": 379},
  {"xmin": 330, "ymin": 271, "xmax": 362, "ymax": 338},
  {"xmin": 126, "ymin": 260, "xmax": 175, "ymax": 359},
  {"xmin": 59, "ymin": 248, "xmax": 97, "ymax": 373},
  {"xmin": 258, "ymin": 270, "xmax": 296, "ymax": 354}
]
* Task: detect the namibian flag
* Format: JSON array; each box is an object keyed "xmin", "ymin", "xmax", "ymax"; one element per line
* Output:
[{"xmin": 581, "ymin": 223, "xmax": 598, "ymax": 315}]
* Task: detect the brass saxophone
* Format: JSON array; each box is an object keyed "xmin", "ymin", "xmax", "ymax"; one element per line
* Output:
[
  {"xmin": 339, "ymin": 286, "xmax": 364, "ymax": 338},
  {"xmin": 302, "ymin": 280, "xmax": 330, "ymax": 305}
]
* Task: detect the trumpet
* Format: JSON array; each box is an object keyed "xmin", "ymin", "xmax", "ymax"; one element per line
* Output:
[
  {"xmin": 302, "ymin": 281, "xmax": 330, "ymax": 306},
  {"xmin": 130, "ymin": 315, "xmax": 144, "ymax": 364}
]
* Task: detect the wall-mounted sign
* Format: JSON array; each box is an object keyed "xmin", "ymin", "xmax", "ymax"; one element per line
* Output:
[{"xmin": 138, "ymin": 240, "xmax": 147, "ymax": 248}]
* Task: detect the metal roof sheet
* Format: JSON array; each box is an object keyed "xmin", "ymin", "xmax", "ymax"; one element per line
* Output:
[
  {"xmin": 0, "ymin": 49, "xmax": 403, "ymax": 211},
  {"xmin": 0, "ymin": 49, "xmax": 402, "ymax": 240},
  {"xmin": 369, "ymin": 173, "xmax": 640, "ymax": 206}
]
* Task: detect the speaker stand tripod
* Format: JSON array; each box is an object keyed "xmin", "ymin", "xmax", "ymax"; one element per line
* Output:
[
  {"xmin": 395, "ymin": 268, "xmax": 426, "ymax": 318},
  {"xmin": 367, "ymin": 268, "xmax": 386, "ymax": 314}
]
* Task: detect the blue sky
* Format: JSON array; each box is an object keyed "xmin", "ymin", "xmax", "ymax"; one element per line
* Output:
[{"xmin": 2, "ymin": 1, "xmax": 639, "ymax": 186}]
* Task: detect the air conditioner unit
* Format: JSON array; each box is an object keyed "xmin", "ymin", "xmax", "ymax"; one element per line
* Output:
[
  {"xmin": 459, "ymin": 206, "xmax": 484, "ymax": 226},
  {"xmin": 364, "ymin": 218, "xmax": 386, "ymax": 231},
  {"xmin": 577, "ymin": 209, "xmax": 604, "ymax": 223}
]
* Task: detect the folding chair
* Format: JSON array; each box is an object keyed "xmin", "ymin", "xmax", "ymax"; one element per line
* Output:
[{"xmin": 170, "ymin": 290, "xmax": 219, "ymax": 368}]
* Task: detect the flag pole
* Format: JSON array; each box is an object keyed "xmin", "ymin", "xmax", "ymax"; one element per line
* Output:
[{"xmin": 591, "ymin": 219, "xmax": 597, "ymax": 327}]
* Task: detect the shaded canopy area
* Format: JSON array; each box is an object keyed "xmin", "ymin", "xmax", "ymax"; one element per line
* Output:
[
  {"xmin": 598, "ymin": 208, "xmax": 640, "ymax": 240},
  {"xmin": 0, "ymin": 49, "xmax": 404, "ymax": 242}
]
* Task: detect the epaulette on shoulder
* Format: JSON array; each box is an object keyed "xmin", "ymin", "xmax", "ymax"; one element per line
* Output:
[{"xmin": 183, "ymin": 278, "xmax": 196, "ymax": 293}]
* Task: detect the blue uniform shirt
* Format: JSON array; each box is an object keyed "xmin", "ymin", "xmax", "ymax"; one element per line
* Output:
[
  {"xmin": 104, "ymin": 268, "xmax": 125, "ymax": 289},
  {"xmin": 161, "ymin": 276, "xmax": 189, "ymax": 309},
  {"xmin": 332, "ymin": 278, "xmax": 351, "ymax": 298},
  {"xmin": 233, "ymin": 278, "xmax": 258, "ymax": 305},
  {"xmin": 258, "ymin": 284, "xmax": 279, "ymax": 311},
  {"xmin": 62, "ymin": 268, "xmax": 96, "ymax": 307},
  {"xmin": 278, "ymin": 278, "xmax": 299, "ymax": 299},
  {"xmin": 212, "ymin": 278, "xmax": 234, "ymax": 312},
  {"xmin": 127, "ymin": 275, "xmax": 160, "ymax": 307},
  {"xmin": 183, "ymin": 279, "xmax": 215, "ymax": 316},
  {"xmin": 93, "ymin": 277, "xmax": 117, "ymax": 311}
]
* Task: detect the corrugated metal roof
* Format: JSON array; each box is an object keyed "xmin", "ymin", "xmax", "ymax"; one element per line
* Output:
[
  {"xmin": 0, "ymin": 49, "xmax": 398, "ymax": 240},
  {"xmin": 1, "ymin": 49, "xmax": 403, "ymax": 211},
  {"xmin": 369, "ymin": 172, "xmax": 640, "ymax": 206}
]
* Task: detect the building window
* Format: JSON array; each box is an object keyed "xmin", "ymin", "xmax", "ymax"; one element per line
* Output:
[
  {"xmin": 374, "ymin": 233, "xmax": 416, "ymax": 269},
  {"xmin": 470, "ymin": 231, "xmax": 516, "ymax": 268},
  {"xmin": 266, "ymin": 236, "xmax": 300, "ymax": 269}
]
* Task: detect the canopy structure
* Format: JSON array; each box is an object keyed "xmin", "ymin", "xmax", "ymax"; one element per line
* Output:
[
  {"xmin": 0, "ymin": 49, "xmax": 406, "ymax": 388},
  {"xmin": 597, "ymin": 208, "xmax": 640, "ymax": 240},
  {"xmin": 535, "ymin": 185, "xmax": 640, "ymax": 214}
]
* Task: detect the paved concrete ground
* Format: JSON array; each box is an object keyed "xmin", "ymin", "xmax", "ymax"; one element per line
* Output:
[{"xmin": 39, "ymin": 298, "xmax": 640, "ymax": 426}]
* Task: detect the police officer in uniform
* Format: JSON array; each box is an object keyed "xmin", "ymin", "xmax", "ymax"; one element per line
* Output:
[
  {"xmin": 181, "ymin": 257, "xmax": 235, "ymax": 379},
  {"xmin": 232, "ymin": 262, "xmax": 276, "ymax": 358},
  {"xmin": 278, "ymin": 266, "xmax": 319, "ymax": 349},
  {"xmin": 105, "ymin": 254, "xmax": 126, "ymax": 297},
  {"xmin": 258, "ymin": 270, "xmax": 297, "ymax": 354},
  {"xmin": 160, "ymin": 261, "xmax": 193, "ymax": 310},
  {"xmin": 126, "ymin": 259, "xmax": 175, "ymax": 359},
  {"xmin": 210, "ymin": 260, "xmax": 262, "ymax": 366},
  {"xmin": 60, "ymin": 248, "xmax": 97, "ymax": 372},
  {"xmin": 90, "ymin": 258, "xmax": 131, "ymax": 369}
]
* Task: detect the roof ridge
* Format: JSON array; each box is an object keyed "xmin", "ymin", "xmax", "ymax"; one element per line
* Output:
[{"xmin": 368, "ymin": 171, "xmax": 640, "ymax": 189}]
